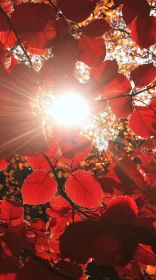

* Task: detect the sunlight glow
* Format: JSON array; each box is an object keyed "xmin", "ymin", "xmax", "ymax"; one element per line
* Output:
[{"xmin": 48, "ymin": 93, "xmax": 89, "ymax": 126}]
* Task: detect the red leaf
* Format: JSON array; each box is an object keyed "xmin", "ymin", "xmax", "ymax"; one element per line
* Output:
[
  {"xmin": 122, "ymin": 0, "xmax": 150, "ymax": 26},
  {"xmin": 0, "ymin": 159, "xmax": 8, "ymax": 170},
  {"xmin": 22, "ymin": 171, "xmax": 57, "ymax": 204},
  {"xmin": 0, "ymin": 273, "xmax": 16, "ymax": 280},
  {"xmin": 47, "ymin": 196, "xmax": 81, "ymax": 237},
  {"xmin": 27, "ymin": 153, "xmax": 53, "ymax": 171},
  {"xmin": 49, "ymin": 196, "xmax": 71, "ymax": 212},
  {"xmin": 10, "ymin": 3, "xmax": 57, "ymax": 49},
  {"xmin": 134, "ymin": 244, "xmax": 156, "ymax": 266},
  {"xmin": 91, "ymin": 60, "xmax": 118, "ymax": 83},
  {"xmin": 129, "ymin": 99, "xmax": 156, "ymax": 138},
  {"xmin": 29, "ymin": 218, "xmax": 46, "ymax": 232},
  {"xmin": 104, "ymin": 196, "xmax": 138, "ymax": 223},
  {"xmin": 131, "ymin": 16, "xmax": 156, "ymax": 49},
  {"xmin": 113, "ymin": 154, "xmax": 146, "ymax": 191},
  {"xmin": 109, "ymin": 96, "xmax": 133, "ymax": 118},
  {"xmin": 60, "ymin": 135, "xmax": 92, "ymax": 162},
  {"xmin": 57, "ymin": 0, "xmax": 98, "ymax": 22},
  {"xmin": 78, "ymin": 35, "xmax": 106, "ymax": 67},
  {"xmin": 0, "ymin": 200, "xmax": 24, "ymax": 225},
  {"xmin": 130, "ymin": 63, "xmax": 156, "ymax": 88},
  {"xmin": 0, "ymin": 30, "xmax": 16, "ymax": 49},
  {"xmin": 65, "ymin": 170, "xmax": 103, "ymax": 208},
  {"xmin": 102, "ymin": 73, "xmax": 131, "ymax": 98},
  {"xmin": 82, "ymin": 19, "xmax": 111, "ymax": 38},
  {"xmin": 27, "ymin": 138, "xmax": 58, "ymax": 171}
]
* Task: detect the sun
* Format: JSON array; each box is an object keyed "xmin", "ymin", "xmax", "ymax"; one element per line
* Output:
[{"xmin": 48, "ymin": 92, "xmax": 89, "ymax": 126}]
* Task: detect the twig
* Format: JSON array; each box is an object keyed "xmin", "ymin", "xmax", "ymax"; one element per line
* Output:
[
  {"xmin": 0, "ymin": 8, "xmax": 33, "ymax": 67},
  {"xmin": 21, "ymin": 248, "xmax": 76, "ymax": 280},
  {"xmin": 42, "ymin": 153, "xmax": 91, "ymax": 219},
  {"xmin": 94, "ymin": 84, "xmax": 156, "ymax": 103},
  {"xmin": 47, "ymin": 0, "xmax": 68, "ymax": 27},
  {"xmin": 112, "ymin": 28, "xmax": 130, "ymax": 35}
]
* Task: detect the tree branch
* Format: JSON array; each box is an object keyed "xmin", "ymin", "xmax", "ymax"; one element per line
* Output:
[
  {"xmin": 94, "ymin": 84, "xmax": 156, "ymax": 104},
  {"xmin": 112, "ymin": 28, "xmax": 130, "ymax": 35}
]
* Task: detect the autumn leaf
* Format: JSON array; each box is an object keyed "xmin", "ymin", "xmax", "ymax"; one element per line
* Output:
[
  {"xmin": 130, "ymin": 63, "xmax": 156, "ymax": 88},
  {"xmin": 78, "ymin": 35, "xmax": 106, "ymax": 67},
  {"xmin": 82, "ymin": 19, "xmax": 111, "ymax": 38},
  {"xmin": 0, "ymin": 199, "xmax": 24, "ymax": 226},
  {"xmin": 131, "ymin": 16, "xmax": 156, "ymax": 49},
  {"xmin": 22, "ymin": 171, "xmax": 57, "ymax": 204},
  {"xmin": 129, "ymin": 99, "xmax": 156, "ymax": 138},
  {"xmin": 65, "ymin": 170, "xmax": 103, "ymax": 208},
  {"xmin": 57, "ymin": 0, "xmax": 98, "ymax": 22}
]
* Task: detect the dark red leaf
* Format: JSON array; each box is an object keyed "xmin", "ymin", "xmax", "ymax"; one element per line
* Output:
[
  {"xmin": 57, "ymin": 0, "xmax": 98, "ymax": 22},
  {"xmin": 65, "ymin": 170, "xmax": 103, "ymax": 208},
  {"xmin": 0, "ymin": 248, "xmax": 19, "ymax": 274},
  {"xmin": 91, "ymin": 60, "xmax": 118, "ymax": 83},
  {"xmin": 82, "ymin": 19, "xmax": 111, "ymax": 38},
  {"xmin": 109, "ymin": 96, "xmax": 133, "ymax": 118},
  {"xmin": 102, "ymin": 73, "xmax": 131, "ymax": 98},
  {"xmin": 55, "ymin": 260, "xmax": 83, "ymax": 279},
  {"xmin": 129, "ymin": 99, "xmax": 156, "ymax": 138},
  {"xmin": 59, "ymin": 196, "xmax": 156, "ymax": 265},
  {"xmin": 11, "ymin": 3, "xmax": 57, "ymax": 49},
  {"xmin": 97, "ymin": 176, "xmax": 120, "ymax": 194},
  {"xmin": 130, "ymin": 63, "xmax": 156, "ymax": 88},
  {"xmin": 122, "ymin": 0, "xmax": 150, "ymax": 26},
  {"xmin": 52, "ymin": 34, "xmax": 78, "ymax": 77},
  {"xmin": 103, "ymin": 196, "xmax": 138, "ymax": 223},
  {"xmin": 78, "ymin": 35, "xmax": 106, "ymax": 67},
  {"xmin": 131, "ymin": 16, "xmax": 156, "ymax": 49},
  {"xmin": 16, "ymin": 258, "xmax": 82, "ymax": 280},
  {"xmin": 22, "ymin": 171, "xmax": 57, "ymax": 204},
  {"xmin": 0, "ymin": 200, "xmax": 23, "ymax": 225},
  {"xmin": 141, "ymin": 138, "xmax": 156, "ymax": 150}
]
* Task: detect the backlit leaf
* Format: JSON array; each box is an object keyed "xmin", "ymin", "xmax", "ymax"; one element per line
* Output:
[
  {"xmin": 65, "ymin": 170, "xmax": 103, "ymax": 208},
  {"xmin": 22, "ymin": 171, "xmax": 57, "ymax": 204}
]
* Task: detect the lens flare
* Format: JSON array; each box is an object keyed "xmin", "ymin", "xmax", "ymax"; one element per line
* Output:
[{"xmin": 48, "ymin": 93, "xmax": 89, "ymax": 126}]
